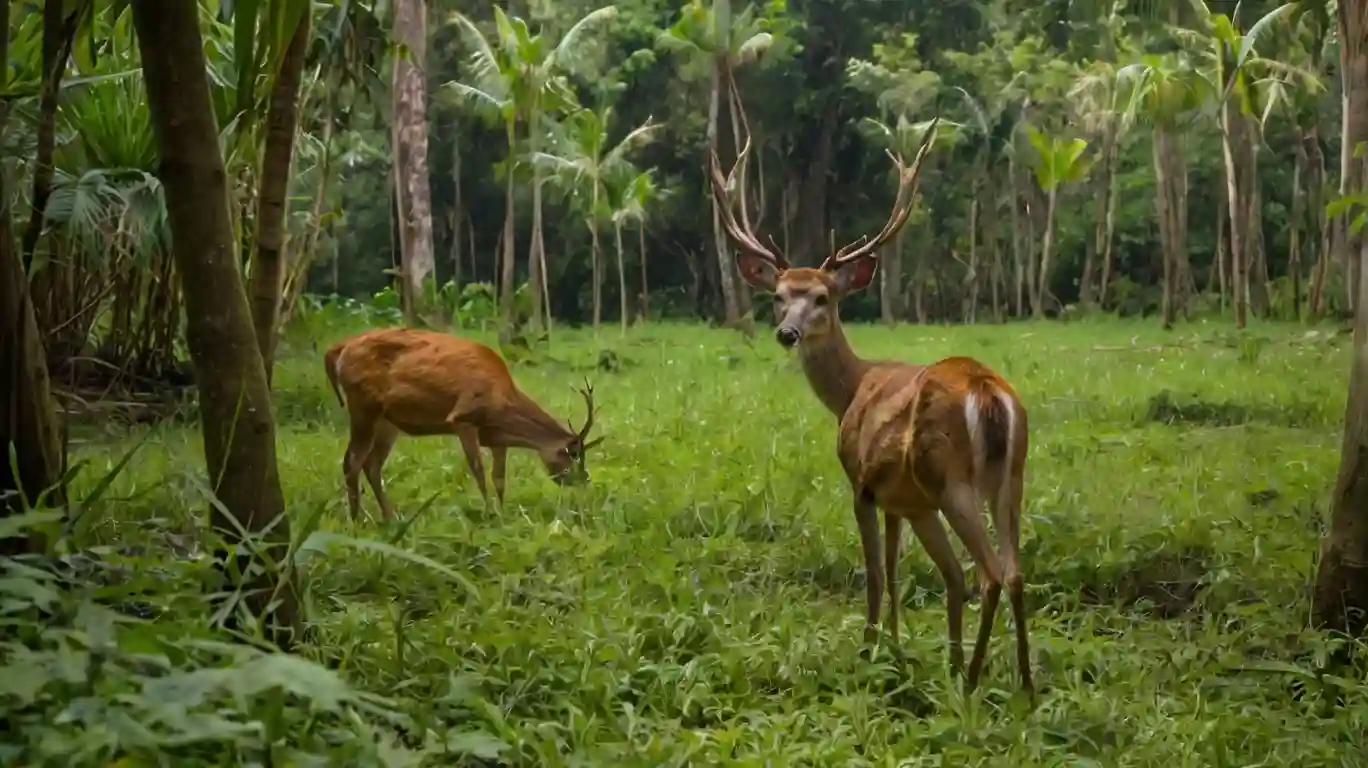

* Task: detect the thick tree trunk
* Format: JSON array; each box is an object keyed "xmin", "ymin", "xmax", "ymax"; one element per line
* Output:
[
  {"xmin": 0, "ymin": 0, "xmax": 66, "ymax": 552},
  {"xmin": 1314, "ymin": 0, "xmax": 1368, "ymax": 635},
  {"xmin": 132, "ymin": 0, "xmax": 298, "ymax": 647},
  {"xmin": 248, "ymin": 10, "xmax": 310, "ymax": 383},
  {"xmin": 392, "ymin": 0, "xmax": 436, "ymax": 319}
]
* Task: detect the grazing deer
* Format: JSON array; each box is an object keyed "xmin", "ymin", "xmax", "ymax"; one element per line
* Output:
[
  {"xmin": 324, "ymin": 328, "xmax": 603, "ymax": 520},
  {"xmin": 710, "ymin": 104, "xmax": 1032, "ymax": 696}
]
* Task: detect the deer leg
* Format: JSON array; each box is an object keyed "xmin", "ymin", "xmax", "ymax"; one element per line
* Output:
[
  {"xmin": 884, "ymin": 513, "xmax": 904, "ymax": 647},
  {"xmin": 454, "ymin": 425, "xmax": 490, "ymax": 506},
  {"xmin": 342, "ymin": 412, "xmax": 379, "ymax": 521},
  {"xmin": 853, "ymin": 492, "xmax": 884, "ymax": 645},
  {"xmin": 362, "ymin": 420, "xmax": 400, "ymax": 521},
  {"xmin": 941, "ymin": 484, "xmax": 1004, "ymax": 694},
  {"xmin": 991, "ymin": 469, "xmax": 1033, "ymax": 696},
  {"xmin": 907, "ymin": 509, "xmax": 968, "ymax": 678},
  {"xmin": 490, "ymin": 446, "xmax": 507, "ymax": 508}
]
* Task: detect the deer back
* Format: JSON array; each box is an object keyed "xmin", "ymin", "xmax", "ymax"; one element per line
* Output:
[{"xmin": 329, "ymin": 328, "xmax": 518, "ymax": 435}]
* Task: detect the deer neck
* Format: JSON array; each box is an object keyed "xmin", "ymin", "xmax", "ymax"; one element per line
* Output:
[
  {"xmin": 488, "ymin": 392, "xmax": 574, "ymax": 451},
  {"xmin": 797, "ymin": 320, "xmax": 870, "ymax": 418}
]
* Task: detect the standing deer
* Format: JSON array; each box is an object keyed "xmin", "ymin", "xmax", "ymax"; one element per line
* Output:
[
  {"xmin": 324, "ymin": 328, "xmax": 603, "ymax": 520},
  {"xmin": 710, "ymin": 100, "xmax": 1032, "ymax": 696}
]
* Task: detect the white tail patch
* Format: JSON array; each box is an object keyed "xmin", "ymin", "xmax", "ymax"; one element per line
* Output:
[
  {"xmin": 994, "ymin": 389, "xmax": 1017, "ymax": 514},
  {"xmin": 964, "ymin": 392, "xmax": 985, "ymax": 489}
]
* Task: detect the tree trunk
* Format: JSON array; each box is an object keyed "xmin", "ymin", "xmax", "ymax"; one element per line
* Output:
[
  {"xmin": 1314, "ymin": 0, "xmax": 1368, "ymax": 634},
  {"xmin": 967, "ymin": 196, "xmax": 980, "ymax": 323},
  {"xmin": 615, "ymin": 219, "xmax": 628, "ymax": 333},
  {"xmin": 0, "ymin": 0, "xmax": 66, "ymax": 554},
  {"xmin": 708, "ymin": 60, "xmax": 742, "ymax": 329},
  {"xmin": 450, "ymin": 128, "xmax": 463, "ymax": 289},
  {"xmin": 1009, "ymin": 152, "xmax": 1025, "ymax": 317},
  {"xmin": 879, "ymin": 238, "xmax": 902, "ymax": 325},
  {"xmin": 281, "ymin": 106, "xmax": 335, "ymax": 327},
  {"xmin": 247, "ymin": 9, "xmax": 310, "ymax": 384},
  {"xmin": 132, "ymin": 0, "xmax": 297, "ymax": 647},
  {"xmin": 1035, "ymin": 186, "xmax": 1058, "ymax": 319},
  {"xmin": 591, "ymin": 185, "xmax": 602, "ymax": 331},
  {"xmin": 638, "ymin": 223, "xmax": 649, "ymax": 322},
  {"xmin": 1291, "ymin": 147, "xmax": 1305, "ymax": 320},
  {"xmin": 1215, "ymin": 187, "xmax": 1228, "ymax": 310},
  {"xmin": 527, "ymin": 108, "xmax": 547, "ymax": 333},
  {"xmin": 500, "ymin": 122, "xmax": 518, "ymax": 332},
  {"xmin": 1154, "ymin": 129, "xmax": 1178, "ymax": 329},
  {"xmin": 19, "ymin": 0, "xmax": 79, "ymax": 272},
  {"xmin": 1081, "ymin": 126, "xmax": 1114, "ymax": 308},
  {"xmin": 1098, "ymin": 141, "xmax": 1120, "ymax": 308},
  {"xmin": 392, "ymin": 0, "xmax": 436, "ymax": 319}
]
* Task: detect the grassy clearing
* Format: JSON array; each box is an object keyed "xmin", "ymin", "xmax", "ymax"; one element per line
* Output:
[{"xmin": 12, "ymin": 316, "xmax": 1367, "ymax": 765}]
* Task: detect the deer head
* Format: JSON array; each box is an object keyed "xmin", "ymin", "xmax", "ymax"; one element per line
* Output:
[
  {"xmin": 709, "ymin": 78, "xmax": 939, "ymax": 349},
  {"xmin": 543, "ymin": 379, "xmax": 603, "ymax": 485}
]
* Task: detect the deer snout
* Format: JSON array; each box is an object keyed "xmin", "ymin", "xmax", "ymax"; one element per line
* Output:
[{"xmin": 775, "ymin": 326, "xmax": 801, "ymax": 348}]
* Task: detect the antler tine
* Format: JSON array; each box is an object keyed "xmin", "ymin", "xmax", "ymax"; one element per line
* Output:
[
  {"xmin": 575, "ymin": 377, "xmax": 596, "ymax": 441},
  {"xmin": 705, "ymin": 64, "xmax": 788, "ymax": 270},
  {"xmin": 821, "ymin": 116, "xmax": 941, "ymax": 271}
]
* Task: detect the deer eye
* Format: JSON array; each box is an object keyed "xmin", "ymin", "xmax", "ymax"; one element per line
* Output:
[{"xmin": 814, "ymin": 294, "xmax": 829, "ymax": 306}]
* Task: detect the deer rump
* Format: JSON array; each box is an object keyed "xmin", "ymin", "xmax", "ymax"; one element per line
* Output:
[{"xmin": 838, "ymin": 356, "xmax": 1020, "ymax": 511}]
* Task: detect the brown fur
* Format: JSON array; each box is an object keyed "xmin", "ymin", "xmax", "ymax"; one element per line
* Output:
[{"xmin": 325, "ymin": 327, "xmax": 600, "ymax": 520}]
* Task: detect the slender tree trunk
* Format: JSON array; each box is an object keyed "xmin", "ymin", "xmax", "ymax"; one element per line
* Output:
[
  {"xmin": 1313, "ymin": 0, "xmax": 1368, "ymax": 634},
  {"xmin": 132, "ymin": 0, "xmax": 297, "ymax": 647},
  {"xmin": 1035, "ymin": 187, "xmax": 1058, "ymax": 319},
  {"xmin": 1009, "ymin": 152, "xmax": 1025, "ymax": 317},
  {"xmin": 247, "ymin": 9, "xmax": 310, "ymax": 384},
  {"xmin": 1221, "ymin": 99, "xmax": 1248, "ymax": 329},
  {"xmin": 500, "ymin": 123, "xmax": 518, "ymax": 332},
  {"xmin": 1154, "ymin": 129, "xmax": 1177, "ymax": 329},
  {"xmin": 1081, "ymin": 126, "xmax": 1114, "ymax": 308},
  {"xmin": 967, "ymin": 195, "xmax": 980, "ymax": 323},
  {"xmin": 281, "ymin": 106, "xmax": 335, "ymax": 326},
  {"xmin": 591, "ymin": 186, "xmax": 603, "ymax": 330},
  {"xmin": 1215, "ymin": 188, "xmax": 1228, "ymax": 310},
  {"xmin": 0, "ymin": 0, "xmax": 66, "ymax": 554},
  {"xmin": 19, "ymin": 0, "xmax": 80, "ymax": 272},
  {"xmin": 1291, "ymin": 148, "xmax": 1305, "ymax": 320},
  {"xmin": 1098, "ymin": 142, "xmax": 1120, "ymax": 308},
  {"xmin": 451, "ymin": 129, "xmax": 463, "ymax": 289},
  {"xmin": 615, "ymin": 219, "xmax": 628, "ymax": 334},
  {"xmin": 708, "ymin": 72, "xmax": 742, "ymax": 328},
  {"xmin": 527, "ymin": 108, "xmax": 547, "ymax": 333},
  {"xmin": 638, "ymin": 223, "xmax": 649, "ymax": 322},
  {"xmin": 879, "ymin": 239, "xmax": 902, "ymax": 325},
  {"xmin": 392, "ymin": 0, "xmax": 436, "ymax": 319}
]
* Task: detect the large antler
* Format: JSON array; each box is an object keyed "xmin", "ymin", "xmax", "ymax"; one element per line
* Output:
[
  {"xmin": 568, "ymin": 377, "xmax": 603, "ymax": 449},
  {"xmin": 706, "ymin": 63, "xmax": 788, "ymax": 270},
  {"xmin": 819, "ymin": 117, "xmax": 941, "ymax": 272}
]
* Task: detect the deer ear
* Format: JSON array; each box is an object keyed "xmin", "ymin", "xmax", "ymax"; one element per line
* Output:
[
  {"xmin": 735, "ymin": 251, "xmax": 781, "ymax": 291},
  {"xmin": 831, "ymin": 255, "xmax": 878, "ymax": 295}
]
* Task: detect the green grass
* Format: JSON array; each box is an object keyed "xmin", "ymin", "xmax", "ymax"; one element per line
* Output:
[{"xmin": 8, "ymin": 316, "xmax": 1367, "ymax": 765}]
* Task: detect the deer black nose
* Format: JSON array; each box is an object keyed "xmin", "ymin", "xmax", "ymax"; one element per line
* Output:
[{"xmin": 775, "ymin": 326, "xmax": 801, "ymax": 348}]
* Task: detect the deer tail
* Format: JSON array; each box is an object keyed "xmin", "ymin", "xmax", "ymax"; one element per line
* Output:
[
  {"xmin": 323, "ymin": 341, "xmax": 346, "ymax": 408},
  {"xmin": 963, "ymin": 376, "xmax": 1016, "ymax": 503}
]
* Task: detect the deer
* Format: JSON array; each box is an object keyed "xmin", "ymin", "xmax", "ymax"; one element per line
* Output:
[
  {"xmin": 323, "ymin": 327, "xmax": 603, "ymax": 520},
  {"xmin": 709, "ymin": 82, "xmax": 1032, "ymax": 698}
]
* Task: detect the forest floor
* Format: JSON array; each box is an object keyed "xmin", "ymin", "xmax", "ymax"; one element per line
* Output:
[{"xmin": 15, "ymin": 316, "xmax": 1367, "ymax": 765}]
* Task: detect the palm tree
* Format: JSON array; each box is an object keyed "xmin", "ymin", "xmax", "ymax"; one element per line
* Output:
[
  {"xmin": 1025, "ymin": 126, "xmax": 1092, "ymax": 317},
  {"xmin": 534, "ymin": 106, "xmax": 659, "ymax": 331},
  {"xmin": 446, "ymin": 6, "xmax": 618, "ymax": 336},
  {"xmin": 1118, "ymin": 53, "xmax": 1210, "ymax": 328},
  {"xmin": 658, "ymin": 0, "xmax": 773, "ymax": 331},
  {"xmin": 619, "ymin": 170, "xmax": 663, "ymax": 323}
]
